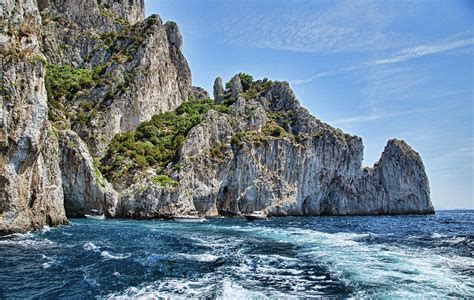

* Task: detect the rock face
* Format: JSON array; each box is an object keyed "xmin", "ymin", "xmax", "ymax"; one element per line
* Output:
[
  {"xmin": 230, "ymin": 75, "xmax": 243, "ymax": 98},
  {"xmin": 192, "ymin": 86, "xmax": 210, "ymax": 100},
  {"xmin": 0, "ymin": 0, "xmax": 192, "ymax": 234},
  {"xmin": 59, "ymin": 131, "xmax": 118, "ymax": 218},
  {"xmin": 116, "ymin": 78, "xmax": 433, "ymax": 217},
  {"xmin": 0, "ymin": 1, "xmax": 434, "ymax": 235},
  {"xmin": 0, "ymin": 0, "xmax": 67, "ymax": 235},
  {"xmin": 213, "ymin": 77, "xmax": 224, "ymax": 104},
  {"xmin": 38, "ymin": 2, "xmax": 193, "ymax": 156}
]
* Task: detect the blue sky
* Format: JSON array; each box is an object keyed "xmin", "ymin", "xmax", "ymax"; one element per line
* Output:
[{"xmin": 146, "ymin": 0, "xmax": 473, "ymax": 209}]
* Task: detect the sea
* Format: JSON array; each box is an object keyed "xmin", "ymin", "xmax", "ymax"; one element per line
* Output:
[{"xmin": 0, "ymin": 210, "xmax": 472, "ymax": 299}]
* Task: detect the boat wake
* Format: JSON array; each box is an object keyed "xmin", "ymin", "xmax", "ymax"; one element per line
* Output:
[{"xmin": 0, "ymin": 211, "xmax": 472, "ymax": 298}]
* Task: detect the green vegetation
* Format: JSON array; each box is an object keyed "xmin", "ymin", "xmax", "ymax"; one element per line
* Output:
[
  {"xmin": 146, "ymin": 15, "xmax": 159, "ymax": 26},
  {"xmin": 209, "ymin": 144, "xmax": 227, "ymax": 160},
  {"xmin": 230, "ymin": 122, "xmax": 290, "ymax": 149},
  {"xmin": 93, "ymin": 158, "xmax": 107, "ymax": 187},
  {"xmin": 45, "ymin": 63, "xmax": 112, "ymax": 126},
  {"xmin": 224, "ymin": 73, "xmax": 274, "ymax": 101},
  {"xmin": 96, "ymin": 14, "xmax": 160, "ymax": 59},
  {"xmin": 27, "ymin": 55, "xmax": 47, "ymax": 66},
  {"xmin": 45, "ymin": 64, "xmax": 94, "ymax": 104},
  {"xmin": 100, "ymin": 98, "xmax": 230, "ymax": 179},
  {"xmin": 152, "ymin": 175, "xmax": 178, "ymax": 187}
]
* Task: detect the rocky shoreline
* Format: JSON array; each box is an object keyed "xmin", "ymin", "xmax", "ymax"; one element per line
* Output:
[{"xmin": 0, "ymin": 0, "xmax": 433, "ymax": 235}]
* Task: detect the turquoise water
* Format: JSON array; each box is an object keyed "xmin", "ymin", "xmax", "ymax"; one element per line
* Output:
[{"xmin": 0, "ymin": 211, "xmax": 473, "ymax": 298}]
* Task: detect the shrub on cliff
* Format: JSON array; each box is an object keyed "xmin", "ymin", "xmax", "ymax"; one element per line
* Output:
[
  {"xmin": 45, "ymin": 64, "xmax": 94, "ymax": 104},
  {"xmin": 101, "ymin": 98, "xmax": 229, "ymax": 179}
]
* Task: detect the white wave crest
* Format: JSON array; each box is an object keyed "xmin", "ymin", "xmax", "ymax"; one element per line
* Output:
[
  {"xmin": 178, "ymin": 253, "xmax": 219, "ymax": 262},
  {"xmin": 100, "ymin": 251, "xmax": 131, "ymax": 260},
  {"xmin": 217, "ymin": 224, "xmax": 474, "ymax": 298},
  {"xmin": 83, "ymin": 242, "xmax": 100, "ymax": 252}
]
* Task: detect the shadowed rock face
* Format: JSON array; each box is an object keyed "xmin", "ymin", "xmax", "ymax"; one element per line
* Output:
[
  {"xmin": 59, "ymin": 130, "xmax": 118, "ymax": 218},
  {"xmin": 0, "ymin": 0, "xmax": 433, "ymax": 235}
]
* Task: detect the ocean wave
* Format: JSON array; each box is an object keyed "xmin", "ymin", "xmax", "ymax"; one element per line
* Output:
[
  {"xmin": 41, "ymin": 254, "xmax": 59, "ymax": 269},
  {"xmin": 0, "ymin": 237, "xmax": 56, "ymax": 248},
  {"xmin": 106, "ymin": 278, "xmax": 286, "ymax": 299},
  {"xmin": 178, "ymin": 253, "xmax": 220, "ymax": 262},
  {"xmin": 221, "ymin": 224, "xmax": 474, "ymax": 297},
  {"xmin": 106, "ymin": 278, "xmax": 215, "ymax": 299},
  {"xmin": 83, "ymin": 242, "xmax": 100, "ymax": 252},
  {"xmin": 100, "ymin": 251, "xmax": 131, "ymax": 260},
  {"xmin": 41, "ymin": 226, "xmax": 51, "ymax": 233},
  {"xmin": 442, "ymin": 236, "xmax": 468, "ymax": 245},
  {"xmin": 431, "ymin": 232, "xmax": 447, "ymax": 238}
]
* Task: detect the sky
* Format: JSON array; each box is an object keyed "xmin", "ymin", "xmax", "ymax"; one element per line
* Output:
[{"xmin": 145, "ymin": 0, "xmax": 474, "ymax": 210}]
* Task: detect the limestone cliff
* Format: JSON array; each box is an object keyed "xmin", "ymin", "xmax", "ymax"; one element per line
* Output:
[
  {"xmin": 1, "ymin": 0, "xmax": 192, "ymax": 234},
  {"xmin": 0, "ymin": 0, "xmax": 67, "ymax": 234},
  {"xmin": 0, "ymin": 0, "xmax": 433, "ymax": 235},
  {"xmin": 38, "ymin": 0, "xmax": 192, "ymax": 156},
  {"xmin": 104, "ymin": 76, "xmax": 433, "ymax": 218}
]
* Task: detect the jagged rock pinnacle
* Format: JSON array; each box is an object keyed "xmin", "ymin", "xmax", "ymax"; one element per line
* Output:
[{"xmin": 213, "ymin": 77, "xmax": 225, "ymax": 104}]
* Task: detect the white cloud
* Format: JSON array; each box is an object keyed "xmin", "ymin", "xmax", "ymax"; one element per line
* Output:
[
  {"xmin": 374, "ymin": 38, "xmax": 474, "ymax": 65},
  {"xmin": 220, "ymin": 0, "xmax": 410, "ymax": 54},
  {"xmin": 289, "ymin": 66, "xmax": 360, "ymax": 85},
  {"xmin": 289, "ymin": 35, "xmax": 473, "ymax": 86},
  {"xmin": 330, "ymin": 112, "xmax": 400, "ymax": 126}
]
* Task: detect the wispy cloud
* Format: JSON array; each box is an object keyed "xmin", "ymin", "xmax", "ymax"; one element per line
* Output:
[
  {"xmin": 330, "ymin": 111, "xmax": 402, "ymax": 126},
  {"xmin": 289, "ymin": 35, "xmax": 473, "ymax": 86},
  {"xmin": 329, "ymin": 89, "xmax": 471, "ymax": 127},
  {"xmin": 289, "ymin": 66, "xmax": 360, "ymax": 85},
  {"xmin": 220, "ymin": 0, "xmax": 411, "ymax": 54},
  {"xmin": 374, "ymin": 38, "xmax": 474, "ymax": 65}
]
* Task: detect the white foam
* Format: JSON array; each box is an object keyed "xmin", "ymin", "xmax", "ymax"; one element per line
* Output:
[
  {"xmin": 101, "ymin": 251, "xmax": 131, "ymax": 260},
  {"xmin": 431, "ymin": 232, "xmax": 446, "ymax": 238},
  {"xmin": 0, "ymin": 237, "xmax": 56, "ymax": 248},
  {"xmin": 228, "ymin": 225, "xmax": 474, "ymax": 297},
  {"xmin": 218, "ymin": 280, "xmax": 270, "ymax": 299},
  {"xmin": 83, "ymin": 242, "xmax": 100, "ymax": 252},
  {"xmin": 443, "ymin": 236, "xmax": 467, "ymax": 245},
  {"xmin": 178, "ymin": 253, "xmax": 219, "ymax": 262},
  {"xmin": 41, "ymin": 225, "xmax": 51, "ymax": 233}
]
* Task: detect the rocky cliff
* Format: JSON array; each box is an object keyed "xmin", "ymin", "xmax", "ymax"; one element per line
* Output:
[
  {"xmin": 0, "ymin": 0, "xmax": 67, "ymax": 234},
  {"xmin": 106, "ymin": 77, "xmax": 433, "ymax": 218},
  {"xmin": 0, "ymin": 1, "xmax": 433, "ymax": 234}
]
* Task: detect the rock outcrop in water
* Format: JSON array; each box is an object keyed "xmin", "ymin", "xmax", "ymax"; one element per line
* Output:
[
  {"xmin": 0, "ymin": 0, "xmax": 433, "ymax": 234},
  {"xmin": 109, "ymin": 80, "xmax": 433, "ymax": 218}
]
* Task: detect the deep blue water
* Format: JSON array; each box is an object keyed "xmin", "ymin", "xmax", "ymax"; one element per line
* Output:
[{"xmin": 0, "ymin": 210, "xmax": 473, "ymax": 299}]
